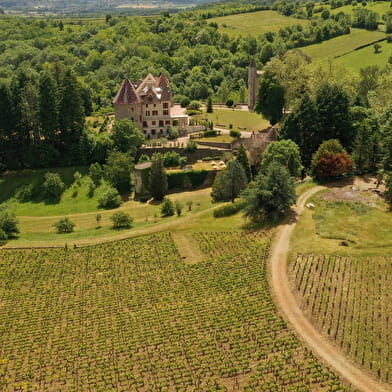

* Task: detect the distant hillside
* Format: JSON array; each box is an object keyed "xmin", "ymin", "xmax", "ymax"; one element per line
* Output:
[{"xmin": 0, "ymin": 0, "xmax": 220, "ymax": 16}]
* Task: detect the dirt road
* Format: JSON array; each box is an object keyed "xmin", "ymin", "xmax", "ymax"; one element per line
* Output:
[{"xmin": 269, "ymin": 186, "xmax": 392, "ymax": 392}]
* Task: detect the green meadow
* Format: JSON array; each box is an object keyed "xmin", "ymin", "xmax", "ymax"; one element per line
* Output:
[
  {"xmin": 336, "ymin": 40, "xmax": 392, "ymax": 71},
  {"xmin": 300, "ymin": 28, "xmax": 386, "ymax": 60},
  {"xmin": 211, "ymin": 10, "xmax": 308, "ymax": 37}
]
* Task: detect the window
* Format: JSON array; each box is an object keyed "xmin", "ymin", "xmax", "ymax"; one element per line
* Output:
[
  {"xmin": 131, "ymin": 107, "xmax": 134, "ymax": 112},
  {"xmin": 163, "ymin": 102, "xmax": 169, "ymax": 109},
  {"xmin": 163, "ymin": 110, "xmax": 169, "ymax": 116},
  {"xmin": 131, "ymin": 117, "xmax": 134, "ymax": 121},
  {"xmin": 165, "ymin": 120, "xmax": 171, "ymax": 125},
  {"xmin": 143, "ymin": 121, "xmax": 147, "ymax": 127},
  {"xmin": 146, "ymin": 111, "xmax": 150, "ymax": 116},
  {"xmin": 152, "ymin": 110, "xmax": 158, "ymax": 116},
  {"xmin": 152, "ymin": 121, "xmax": 156, "ymax": 125},
  {"xmin": 146, "ymin": 104, "xmax": 149, "ymax": 108},
  {"xmin": 160, "ymin": 129, "xmax": 163, "ymax": 134},
  {"xmin": 151, "ymin": 129, "xmax": 156, "ymax": 135},
  {"xmin": 159, "ymin": 121, "xmax": 164, "ymax": 127},
  {"xmin": 154, "ymin": 104, "xmax": 156, "ymax": 107}
]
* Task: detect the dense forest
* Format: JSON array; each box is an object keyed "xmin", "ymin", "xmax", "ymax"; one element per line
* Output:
[{"xmin": 0, "ymin": 0, "xmax": 392, "ymax": 175}]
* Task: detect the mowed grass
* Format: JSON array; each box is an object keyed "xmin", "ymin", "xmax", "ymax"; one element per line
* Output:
[
  {"xmin": 300, "ymin": 28, "xmax": 386, "ymax": 60},
  {"xmin": 210, "ymin": 10, "xmax": 308, "ymax": 37},
  {"xmin": 329, "ymin": 1, "xmax": 392, "ymax": 17},
  {"xmin": 5, "ymin": 187, "xmax": 219, "ymax": 247},
  {"xmin": 195, "ymin": 109, "xmax": 269, "ymax": 132},
  {"xmin": 336, "ymin": 40, "xmax": 392, "ymax": 71}
]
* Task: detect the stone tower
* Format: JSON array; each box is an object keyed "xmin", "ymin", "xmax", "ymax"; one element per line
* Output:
[
  {"xmin": 248, "ymin": 59, "xmax": 264, "ymax": 112},
  {"xmin": 248, "ymin": 58, "xmax": 258, "ymax": 112}
]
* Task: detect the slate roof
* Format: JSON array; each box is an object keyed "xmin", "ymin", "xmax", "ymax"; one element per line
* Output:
[{"xmin": 113, "ymin": 78, "xmax": 141, "ymax": 104}]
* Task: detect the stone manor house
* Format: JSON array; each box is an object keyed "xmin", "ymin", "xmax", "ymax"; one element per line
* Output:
[{"xmin": 113, "ymin": 73, "xmax": 189, "ymax": 137}]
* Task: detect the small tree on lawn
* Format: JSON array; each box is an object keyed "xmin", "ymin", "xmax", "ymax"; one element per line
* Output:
[
  {"xmin": 0, "ymin": 210, "xmax": 19, "ymax": 238},
  {"xmin": 53, "ymin": 218, "xmax": 75, "ymax": 233},
  {"xmin": 161, "ymin": 197, "xmax": 175, "ymax": 216},
  {"xmin": 110, "ymin": 211, "xmax": 133, "ymax": 229},
  {"xmin": 211, "ymin": 160, "xmax": 248, "ymax": 202},
  {"xmin": 149, "ymin": 153, "xmax": 168, "ymax": 200},
  {"xmin": 206, "ymin": 96, "xmax": 213, "ymax": 113},
  {"xmin": 241, "ymin": 163, "xmax": 296, "ymax": 222},
  {"xmin": 175, "ymin": 200, "xmax": 183, "ymax": 216},
  {"xmin": 311, "ymin": 139, "xmax": 353, "ymax": 179}
]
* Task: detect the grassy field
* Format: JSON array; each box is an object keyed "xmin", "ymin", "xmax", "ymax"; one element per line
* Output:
[
  {"xmin": 4, "ymin": 187, "xmax": 218, "ymax": 247},
  {"xmin": 291, "ymin": 253, "xmax": 392, "ymax": 384},
  {"xmin": 329, "ymin": 1, "xmax": 392, "ymax": 17},
  {"xmin": 197, "ymin": 135, "xmax": 235, "ymax": 143},
  {"xmin": 0, "ymin": 231, "xmax": 350, "ymax": 391},
  {"xmin": 336, "ymin": 39, "xmax": 392, "ymax": 71},
  {"xmin": 300, "ymin": 28, "xmax": 386, "ymax": 60},
  {"xmin": 291, "ymin": 187, "xmax": 392, "ymax": 257},
  {"xmin": 210, "ymin": 10, "xmax": 308, "ymax": 37},
  {"xmin": 195, "ymin": 109, "xmax": 269, "ymax": 132}
]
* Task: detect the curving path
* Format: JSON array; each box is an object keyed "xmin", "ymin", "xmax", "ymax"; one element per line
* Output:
[{"xmin": 269, "ymin": 186, "xmax": 392, "ymax": 392}]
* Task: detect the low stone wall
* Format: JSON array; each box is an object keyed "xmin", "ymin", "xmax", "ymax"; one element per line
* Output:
[{"xmin": 196, "ymin": 141, "xmax": 233, "ymax": 149}]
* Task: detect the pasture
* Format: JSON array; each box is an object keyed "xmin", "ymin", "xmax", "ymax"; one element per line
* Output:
[
  {"xmin": 299, "ymin": 28, "xmax": 386, "ymax": 60},
  {"xmin": 0, "ymin": 231, "xmax": 350, "ymax": 391},
  {"xmin": 336, "ymin": 39, "xmax": 392, "ymax": 71},
  {"xmin": 329, "ymin": 1, "xmax": 392, "ymax": 17},
  {"xmin": 210, "ymin": 10, "xmax": 308, "ymax": 37}
]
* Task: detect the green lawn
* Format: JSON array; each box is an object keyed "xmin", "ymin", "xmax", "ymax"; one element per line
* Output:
[
  {"xmin": 329, "ymin": 1, "xmax": 392, "ymax": 17},
  {"xmin": 210, "ymin": 10, "xmax": 308, "ymax": 37},
  {"xmin": 336, "ymin": 40, "xmax": 392, "ymax": 71},
  {"xmin": 197, "ymin": 135, "xmax": 235, "ymax": 143},
  {"xmin": 300, "ymin": 28, "xmax": 386, "ymax": 60},
  {"xmin": 4, "ymin": 187, "xmax": 222, "ymax": 247},
  {"xmin": 195, "ymin": 109, "xmax": 269, "ymax": 132}
]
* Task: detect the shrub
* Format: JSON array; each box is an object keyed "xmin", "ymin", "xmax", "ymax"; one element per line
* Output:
[
  {"xmin": 0, "ymin": 210, "xmax": 19, "ymax": 238},
  {"xmin": 186, "ymin": 109, "xmax": 203, "ymax": 116},
  {"xmin": 0, "ymin": 228, "xmax": 7, "ymax": 241},
  {"xmin": 175, "ymin": 200, "xmax": 183, "ymax": 216},
  {"xmin": 311, "ymin": 139, "xmax": 353, "ymax": 178},
  {"xmin": 15, "ymin": 184, "xmax": 33, "ymax": 202},
  {"xmin": 86, "ymin": 177, "xmax": 96, "ymax": 198},
  {"xmin": 202, "ymin": 156, "xmax": 222, "ymax": 161},
  {"xmin": 42, "ymin": 172, "xmax": 65, "ymax": 201},
  {"xmin": 53, "ymin": 217, "xmax": 75, "ymax": 234},
  {"xmin": 73, "ymin": 171, "xmax": 82, "ymax": 186},
  {"xmin": 230, "ymin": 130, "xmax": 241, "ymax": 138},
  {"xmin": 213, "ymin": 200, "xmax": 245, "ymax": 218},
  {"xmin": 184, "ymin": 139, "xmax": 197, "ymax": 152},
  {"xmin": 98, "ymin": 186, "xmax": 123, "ymax": 209},
  {"xmin": 163, "ymin": 151, "xmax": 181, "ymax": 167},
  {"xmin": 203, "ymin": 130, "xmax": 218, "ymax": 137},
  {"xmin": 167, "ymin": 126, "xmax": 179, "ymax": 140},
  {"xmin": 179, "ymin": 156, "xmax": 188, "ymax": 167},
  {"xmin": 110, "ymin": 211, "xmax": 133, "ymax": 229},
  {"xmin": 161, "ymin": 198, "xmax": 175, "ymax": 216},
  {"xmin": 187, "ymin": 100, "xmax": 201, "ymax": 110}
]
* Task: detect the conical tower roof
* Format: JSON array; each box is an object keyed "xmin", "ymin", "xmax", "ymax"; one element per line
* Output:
[{"xmin": 113, "ymin": 78, "xmax": 141, "ymax": 104}]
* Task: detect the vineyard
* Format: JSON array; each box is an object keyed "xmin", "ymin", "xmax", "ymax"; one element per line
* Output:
[
  {"xmin": 290, "ymin": 254, "xmax": 392, "ymax": 384},
  {"xmin": 0, "ymin": 232, "xmax": 351, "ymax": 391}
]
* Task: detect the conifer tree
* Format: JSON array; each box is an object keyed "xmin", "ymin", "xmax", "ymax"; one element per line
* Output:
[
  {"xmin": 206, "ymin": 96, "xmax": 213, "ymax": 113},
  {"xmin": 236, "ymin": 144, "xmax": 252, "ymax": 181},
  {"xmin": 211, "ymin": 160, "xmax": 247, "ymax": 203},
  {"xmin": 39, "ymin": 71, "xmax": 59, "ymax": 143},
  {"xmin": 149, "ymin": 153, "xmax": 168, "ymax": 200}
]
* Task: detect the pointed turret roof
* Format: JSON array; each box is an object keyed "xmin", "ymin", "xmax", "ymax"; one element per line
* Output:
[
  {"xmin": 157, "ymin": 73, "xmax": 169, "ymax": 87},
  {"xmin": 113, "ymin": 79, "xmax": 141, "ymax": 104}
]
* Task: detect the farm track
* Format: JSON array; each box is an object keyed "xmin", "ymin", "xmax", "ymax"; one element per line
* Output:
[{"xmin": 269, "ymin": 186, "xmax": 392, "ymax": 392}]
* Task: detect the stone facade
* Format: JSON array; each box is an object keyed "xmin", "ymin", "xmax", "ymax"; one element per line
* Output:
[{"xmin": 113, "ymin": 73, "xmax": 188, "ymax": 138}]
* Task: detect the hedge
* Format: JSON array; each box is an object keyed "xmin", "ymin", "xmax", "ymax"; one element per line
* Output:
[
  {"xmin": 167, "ymin": 170, "xmax": 208, "ymax": 189},
  {"xmin": 213, "ymin": 200, "xmax": 245, "ymax": 218}
]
